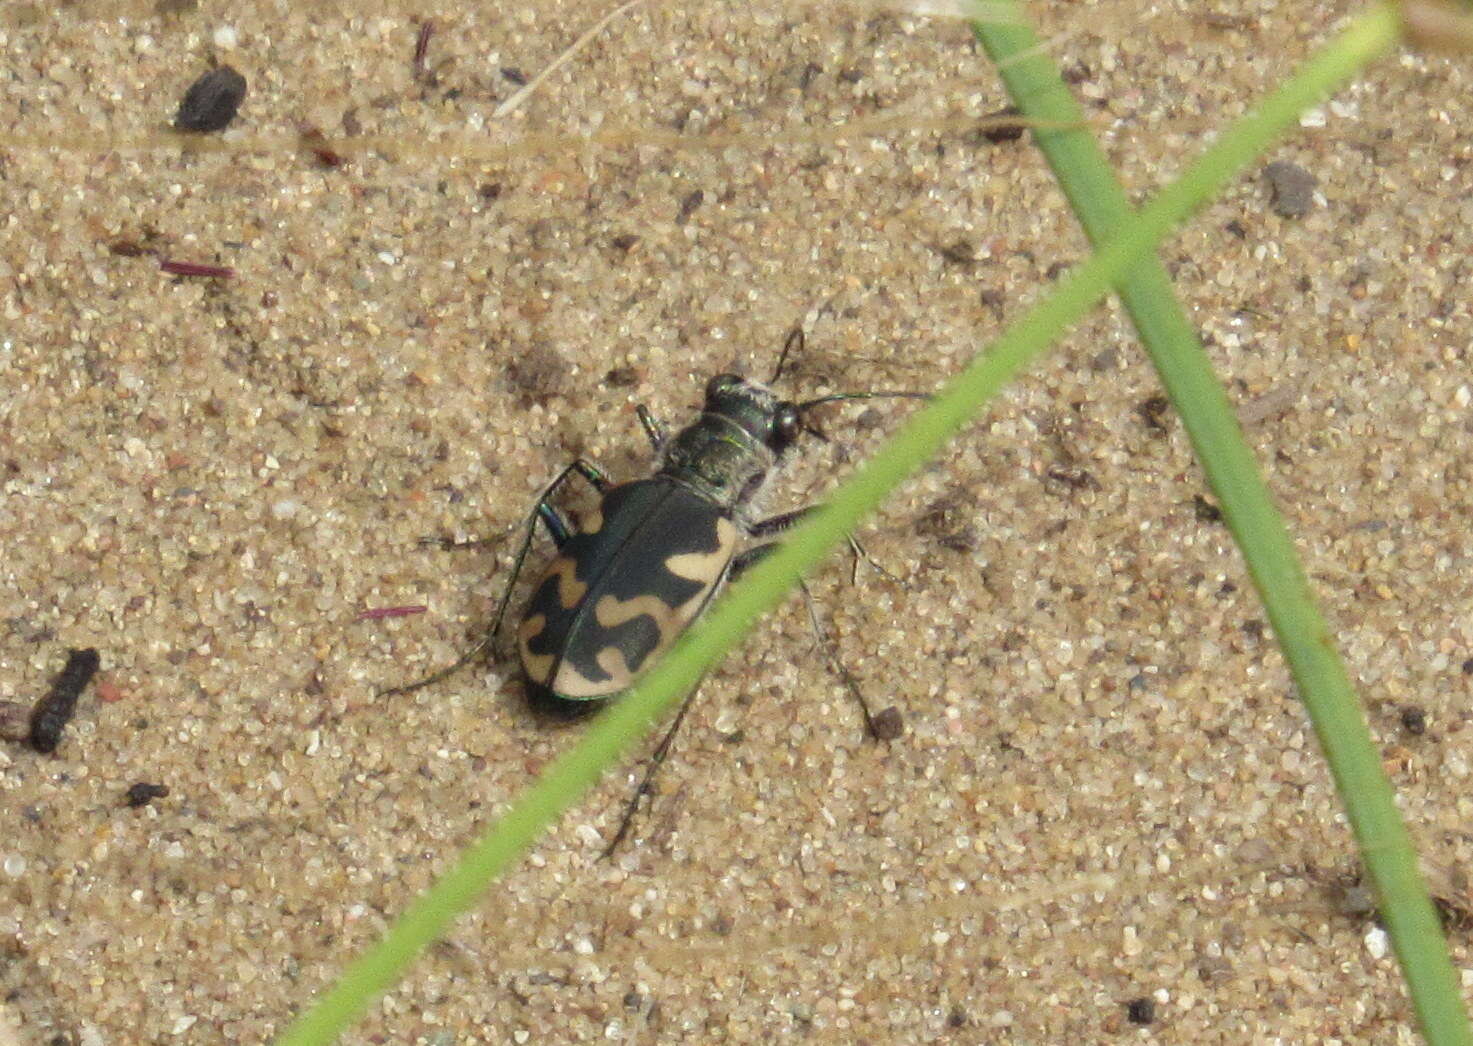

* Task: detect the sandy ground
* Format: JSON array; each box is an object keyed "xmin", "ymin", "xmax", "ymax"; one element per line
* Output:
[{"xmin": 1, "ymin": 0, "xmax": 1471, "ymax": 1042}]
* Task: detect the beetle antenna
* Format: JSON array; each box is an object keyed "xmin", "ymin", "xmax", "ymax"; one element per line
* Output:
[
  {"xmin": 769, "ymin": 326, "xmax": 803, "ymax": 385},
  {"xmin": 797, "ymin": 390, "xmax": 931, "ymax": 411}
]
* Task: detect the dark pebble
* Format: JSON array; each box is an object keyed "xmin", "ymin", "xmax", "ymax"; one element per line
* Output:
[
  {"xmin": 125, "ymin": 782, "xmax": 171, "ymax": 808},
  {"xmin": 978, "ymin": 105, "xmax": 1025, "ymax": 143},
  {"xmin": 175, "ymin": 65, "xmax": 247, "ymax": 133},
  {"xmin": 870, "ymin": 706, "xmax": 905, "ymax": 741},
  {"xmin": 1125, "ymin": 996, "xmax": 1156, "ymax": 1025},
  {"xmin": 1400, "ymin": 704, "xmax": 1427, "ymax": 736},
  {"xmin": 1262, "ymin": 160, "xmax": 1317, "ymax": 219}
]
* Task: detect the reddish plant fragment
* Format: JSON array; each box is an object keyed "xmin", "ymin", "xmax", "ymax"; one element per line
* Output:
[
  {"xmin": 160, "ymin": 259, "xmax": 234, "ymax": 279},
  {"xmin": 95, "ymin": 677, "xmax": 127, "ymax": 703},
  {"xmin": 413, "ymin": 20, "xmax": 436, "ymax": 79},
  {"xmin": 356, "ymin": 605, "xmax": 428, "ymax": 622},
  {"xmin": 300, "ymin": 126, "xmax": 347, "ymax": 169}
]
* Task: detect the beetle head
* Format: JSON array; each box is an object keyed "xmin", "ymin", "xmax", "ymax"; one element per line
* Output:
[{"xmin": 702, "ymin": 373, "xmax": 805, "ymax": 453}]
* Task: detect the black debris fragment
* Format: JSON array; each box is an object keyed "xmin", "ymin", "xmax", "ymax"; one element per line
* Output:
[
  {"xmin": 29, "ymin": 648, "xmax": 101, "ymax": 753},
  {"xmin": 1136, "ymin": 394, "xmax": 1172, "ymax": 434},
  {"xmin": 174, "ymin": 65, "xmax": 247, "ymax": 133},
  {"xmin": 1193, "ymin": 494, "xmax": 1224, "ymax": 523},
  {"xmin": 1262, "ymin": 160, "xmax": 1317, "ymax": 219},
  {"xmin": 934, "ymin": 239, "xmax": 976, "ymax": 266},
  {"xmin": 125, "ymin": 782, "xmax": 171, "ymax": 808}
]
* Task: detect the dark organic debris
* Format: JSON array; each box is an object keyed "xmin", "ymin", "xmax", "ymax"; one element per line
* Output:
[
  {"xmin": 125, "ymin": 782, "xmax": 171, "ymax": 808},
  {"xmin": 174, "ymin": 65, "xmax": 247, "ymax": 133},
  {"xmin": 29, "ymin": 648, "xmax": 101, "ymax": 753}
]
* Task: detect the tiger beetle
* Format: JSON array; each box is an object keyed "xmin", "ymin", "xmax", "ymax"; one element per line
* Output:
[{"xmin": 386, "ymin": 328, "xmax": 926, "ymax": 854}]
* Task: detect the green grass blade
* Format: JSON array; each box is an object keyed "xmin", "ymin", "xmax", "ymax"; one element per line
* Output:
[
  {"xmin": 973, "ymin": 3, "xmax": 1469, "ymax": 1043},
  {"xmin": 274, "ymin": 7, "xmax": 1409, "ymax": 1044}
]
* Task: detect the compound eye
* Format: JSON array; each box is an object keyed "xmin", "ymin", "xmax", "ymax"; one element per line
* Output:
[
  {"xmin": 773, "ymin": 405, "xmax": 803, "ymax": 446},
  {"xmin": 705, "ymin": 373, "xmax": 742, "ymax": 402}
]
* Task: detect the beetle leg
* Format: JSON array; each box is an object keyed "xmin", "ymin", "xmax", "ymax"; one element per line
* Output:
[
  {"xmin": 534, "ymin": 501, "xmax": 575, "ymax": 548},
  {"xmin": 380, "ymin": 458, "xmax": 610, "ymax": 697},
  {"xmin": 601, "ymin": 682, "xmax": 705, "ymax": 859},
  {"xmin": 744, "ymin": 505, "xmax": 815, "ymax": 540},
  {"xmin": 731, "ymin": 537, "xmax": 888, "ymax": 741},
  {"xmin": 794, "ymin": 578, "xmax": 886, "ymax": 740},
  {"xmin": 636, "ymin": 404, "xmax": 666, "ymax": 451},
  {"xmin": 747, "ymin": 508, "xmax": 900, "ymax": 587}
]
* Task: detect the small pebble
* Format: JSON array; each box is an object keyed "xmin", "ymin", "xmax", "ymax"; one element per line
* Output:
[
  {"xmin": 174, "ymin": 65, "xmax": 247, "ymax": 133},
  {"xmin": 0, "ymin": 700, "xmax": 31, "ymax": 742},
  {"xmin": 1365, "ymin": 925, "xmax": 1389, "ymax": 960},
  {"xmin": 1262, "ymin": 160, "xmax": 1317, "ymax": 218},
  {"xmin": 1342, "ymin": 883, "xmax": 1378, "ymax": 917}
]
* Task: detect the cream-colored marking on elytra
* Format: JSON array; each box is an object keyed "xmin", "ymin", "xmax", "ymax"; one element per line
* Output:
[
  {"xmin": 664, "ymin": 518, "xmax": 738, "ymax": 583},
  {"xmin": 544, "ymin": 556, "xmax": 587, "ymax": 610},
  {"xmin": 517, "ymin": 614, "xmax": 556, "ymax": 683},
  {"xmin": 552, "ymin": 645, "xmax": 635, "ymax": 698},
  {"xmin": 594, "ymin": 592, "xmax": 680, "ymax": 631}
]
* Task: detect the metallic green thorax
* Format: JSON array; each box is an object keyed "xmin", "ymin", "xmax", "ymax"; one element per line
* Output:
[{"xmin": 655, "ymin": 378, "xmax": 790, "ymax": 511}]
